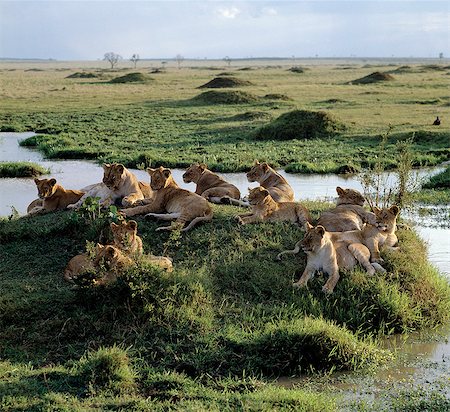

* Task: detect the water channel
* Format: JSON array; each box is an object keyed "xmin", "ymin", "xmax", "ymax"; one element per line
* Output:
[{"xmin": 1, "ymin": 132, "xmax": 449, "ymax": 404}]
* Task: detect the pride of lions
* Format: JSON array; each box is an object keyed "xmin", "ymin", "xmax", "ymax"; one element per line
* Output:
[{"xmin": 27, "ymin": 161, "xmax": 399, "ymax": 293}]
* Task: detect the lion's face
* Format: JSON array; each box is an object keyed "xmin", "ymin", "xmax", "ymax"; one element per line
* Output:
[
  {"xmin": 147, "ymin": 167, "xmax": 172, "ymax": 190},
  {"xmin": 301, "ymin": 225, "xmax": 326, "ymax": 253},
  {"xmin": 373, "ymin": 206, "xmax": 399, "ymax": 233},
  {"xmin": 247, "ymin": 187, "xmax": 270, "ymax": 205},
  {"xmin": 94, "ymin": 244, "xmax": 120, "ymax": 267},
  {"xmin": 111, "ymin": 220, "xmax": 137, "ymax": 249},
  {"xmin": 183, "ymin": 163, "xmax": 206, "ymax": 184},
  {"xmin": 103, "ymin": 163, "xmax": 125, "ymax": 190},
  {"xmin": 34, "ymin": 178, "xmax": 57, "ymax": 199},
  {"xmin": 336, "ymin": 187, "xmax": 365, "ymax": 206},
  {"xmin": 246, "ymin": 161, "xmax": 269, "ymax": 183}
]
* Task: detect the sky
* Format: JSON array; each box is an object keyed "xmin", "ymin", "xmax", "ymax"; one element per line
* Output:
[{"xmin": 0, "ymin": 0, "xmax": 449, "ymax": 60}]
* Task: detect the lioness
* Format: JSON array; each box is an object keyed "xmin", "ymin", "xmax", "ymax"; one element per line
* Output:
[
  {"xmin": 246, "ymin": 161, "xmax": 294, "ymax": 202},
  {"xmin": 236, "ymin": 186, "xmax": 310, "ymax": 226},
  {"xmin": 67, "ymin": 183, "xmax": 114, "ymax": 209},
  {"xmin": 182, "ymin": 163, "xmax": 245, "ymax": 205},
  {"xmin": 317, "ymin": 187, "xmax": 376, "ymax": 231},
  {"xmin": 278, "ymin": 223, "xmax": 386, "ymax": 294},
  {"xmin": 122, "ymin": 166, "xmax": 213, "ymax": 232},
  {"xmin": 28, "ymin": 178, "xmax": 84, "ymax": 215},
  {"xmin": 102, "ymin": 163, "xmax": 152, "ymax": 207}
]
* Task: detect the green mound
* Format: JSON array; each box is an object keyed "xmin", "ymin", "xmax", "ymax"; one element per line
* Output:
[
  {"xmin": 199, "ymin": 76, "xmax": 254, "ymax": 88},
  {"xmin": 263, "ymin": 93, "xmax": 291, "ymax": 101},
  {"xmin": 350, "ymin": 71, "xmax": 395, "ymax": 84},
  {"xmin": 230, "ymin": 111, "xmax": 272, "ymax": 121},
  {"xmin": 192, "ymin": 90, "xmax": 259, "ymax": 104},
  {"xmin": 255, "ymin": 109, "xmax": 344, "ymax": 140},
  {"xmin": 66, "ymin": 72, "xmax": 98, "ymax": 79},
  {"xmin": 109, "ymin": 72, "xmax": 153, "ymax": 84},
  {"xmin": 0, "ymin": 161, "xmax": 49, "ymax": 178}
]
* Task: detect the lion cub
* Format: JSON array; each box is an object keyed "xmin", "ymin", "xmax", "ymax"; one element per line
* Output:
[
  {"xmin": 122, "ymin": 167, "xmax": 213, "ymax": 232},
  {"xmin": 246, "ymin": 161, "xmax": 294, "ymax": 202},
  {"xmin": 317, "ymin": 187, "xmax": 376, "ymax": 232},
  {"xmin": 28, "ymin": 178, "xmax": 84, "ymax": 215},
  {"xmin": 278, "ymin": 223, "xmax": 386, "ymax": 294},
  {"xmin": 236, "ymin": 186, "xmax": 310, "ymax": 226},
  {"xmin": 182, "ymin": 163, "xmax": 245, "ymax": 206}
]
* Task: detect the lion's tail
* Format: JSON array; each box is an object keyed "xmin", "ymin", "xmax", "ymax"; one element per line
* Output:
[{"xmin": 181, "ymin": 209, "xmax": 214, "ymax": 232}]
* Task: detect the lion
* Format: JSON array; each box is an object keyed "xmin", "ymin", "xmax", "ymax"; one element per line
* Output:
[
  {"xmin": 236, "ymin": 186, "xmax": 310, "ymax": 226},
  {"xmin": 27, "ymin": 178, "xmax": 84, "ymax": 215},
  {"xmin": 102, "ymin": 163, "xmax": 152, "ymax": 207},
  {"xmin": 92, "ymin": 244, "xmax": 135, "ymax": 286},
  {"xmin": 122, "ymin": 166, "xmax": 213, "ymax": 232},
  {"xmin": 182, "ymin": 163, "xmax": 246, "ymax": 206},
  {"xmin": 67, "ymin": 183, "xmax": 115, "ymax": 209},
  {"xmin": 110, "ymin": 220, "xmax": 143, "ymax": 257},
  {"xmin": 246, "ymin": 161, "xmax": 294, "ymax": 202},
  {"xmin": 317, "ymin": 187, "xmax": 376, "ymax": 231},
  {"xmin": 64, "ymin": 243, "xmax": 105, "ymax": 284},
  {"xmin": 278, "ymin": 223, "xmax": 386, "ymax": 294}
]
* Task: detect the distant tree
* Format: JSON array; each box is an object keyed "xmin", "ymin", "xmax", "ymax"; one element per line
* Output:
[
  {"xmin": 223, "ymin": 56, "xmax": 232, "ymax": 67},
  {"xmin": 130, "ymin": 54, "xmax": 140, "ymax": 68},
  {"xmin": 439, "ymin": 52, "xmax": 444, "ymax": 59},
  {"xmin": 175, "ymin": 54, "xmax": 184, "ymax": 69},
  {"xmin": 103, "ymin": 52, "xmax": 122, "ymax": 69},
  {"xmin": 161, "ymin": 61, "xmax": 167, "ymax": 70}
]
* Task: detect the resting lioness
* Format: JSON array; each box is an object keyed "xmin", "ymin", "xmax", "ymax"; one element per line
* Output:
[
  {"xmin": 236, "ymin": 186, "xmax": 310, "ymax": 226},
  {"xmin": 278, "ymin": 223, "xmax": 386, "ymax": 294},
  {"xmin": 27, "ymin": 178, "xmax": 84, "ymax": 215},
  {"xmin": 102, "ymin": 163, "xmax": 152, "ymax": 207},
  {"xmin": 246, "ymin": 161, "xmax": 294, "ymax": 202},
  {"xmin": 182, "ymin": 163, "xmax": 245, "ymax": 206},
  {"xmin": 122, "ymin": 166, "xmax": 213, "ymax": 232},
  {"xmin": 317, "ymin": 187, "xmax": 376, "ymax": 231}
]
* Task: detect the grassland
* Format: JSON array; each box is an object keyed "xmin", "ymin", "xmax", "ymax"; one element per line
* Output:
[
  {"xmin": 0, "ymin": 59, "xmax": 449, "ymax": 173},
  {"xmin": 0, "ymin": 161, "xmax": 49, "ymax": 178},
  {"xmin": 1, "ymin": 201, "xmax": 449, "ymax": 410}
]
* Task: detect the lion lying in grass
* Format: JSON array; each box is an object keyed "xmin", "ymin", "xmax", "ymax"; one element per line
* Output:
[
  {"xmin": 122, "ymin": 167, "xmax": 213, "ymax": 232},
  {"xmin": 182, "ymin": 163, "xmax": 246, "ymax": 206},
  {"xmin": 278, "ymin": 223, "xmax": 387, "ymax": 294},
  {"xmin": 246, "ymin": 161, "xmax": 294, "ymax": 202},
  {"xmin": 236, "ymin": 186, "xmax": 310, "ymax": 226},
  {"xmin": 27, "ymin": 178, "xmax": 84, "ymax": 215},
  {"xmin": 317, "ymin": 187, "xmax": 376, "ymax": 231}
]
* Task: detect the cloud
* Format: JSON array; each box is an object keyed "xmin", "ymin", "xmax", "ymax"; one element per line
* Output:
[
  {"xmin": 217, "ymin": 6, "xmax": 240, "ymax": 19},
  {"xmin": 261, "ymin": 7, "xmax": 277, "ymax": 17}
]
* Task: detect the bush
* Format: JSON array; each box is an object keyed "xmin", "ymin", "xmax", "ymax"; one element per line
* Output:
[
  {"xmin": 255, "ymin": 109, "xmax": 344, "ymax": 140},
  {"xmin": 109, "ymin": 72, "xmax": 153, "ymax": 84},
  {"xmin": 198, "ymin": 77, "xmax": 254, "ymax": 88},
  {"xmin": 192, "ymin": 90, "xmax": 259, "ymax": 105}
]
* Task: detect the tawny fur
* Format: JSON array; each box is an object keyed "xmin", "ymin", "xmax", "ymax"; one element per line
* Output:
[
  {"xmin": 28, "ymin": 178, "xmax": 84, "ymax": 215},
  {"xmin": 246, "ymin": 161, "xmax": 294, "ymax": 202},
  {"xmin": 236, "ymin": 186, "xmax": 310, "ymax": 226},
  {"xmin": 317, "ymin": 187, "xmax": 376, "ymax": 231},
  {"xmin": 122, "ymin": 166, "xmax": 213, "ymax": 232},
  {"xmin": 111, "ymin": 220, "xmax": 143, "ymax": 257}
]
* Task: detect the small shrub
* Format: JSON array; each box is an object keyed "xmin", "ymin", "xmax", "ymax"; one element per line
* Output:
[
  {"xmin": 198, "ymin": 76, "xmax": 254, "ymax": 88},
  {"xmin": 255, "ymin": 109, "xmax": 344, "ymax": 140},
  {"xmin": 192, "ymin": 90, "xmax": 259, "ymax": 105},
  {"xmin": 66, "ymin": 72, "xmax": 98, "ymax": 79}
]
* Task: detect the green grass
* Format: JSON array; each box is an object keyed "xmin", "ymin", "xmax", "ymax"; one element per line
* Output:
[
  {"xmin": 423, "ymin": 165, "xmax": 450, "ymax": 189},
  {"xmin": 0, "ymin": 201, "xmax": 449, "ymax": 409},
  {"xmin": 0, "ymin": 161, "xmax": 49, "ymax": 177}
]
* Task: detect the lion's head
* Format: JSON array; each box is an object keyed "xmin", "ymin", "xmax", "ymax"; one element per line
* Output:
[
  {"xmin": 372, "ymin": 205, "xmax": 399, "ymax": 233},
  {"xmin": 183, "ymin": 163, "xmax": 207, "ymax": 184},
  {"xmin": 301, "ymin": 223, "xmax": 327, "ymax": 253},
  {"xmin": 246, "ymin": 161, "xmax": 271, "ymax": 183},
  {"xmin": 336, "ymin": 187, "xmax": 365, "ymax": 206},
  {"xmin": 147, "ymin": 166, "xmax": 173, "ymax": 190},
  {"xmin": 111, "ymin": 220, "xmax": 138, "ymax": 249},
  {"xmin": 247, "ymin": 186, "xmax": 270, "ymax": 205},
  {"xmin": 102, "ymin": 163, "xmax": 125, "ymax": 191},
  {"xmin": 34, "ymin": 178, "xmax": 57, "ymax": 199}
]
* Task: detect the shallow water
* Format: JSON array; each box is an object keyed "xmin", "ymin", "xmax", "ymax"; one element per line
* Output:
[{"xmin": 1, "ymin": 132, "xmax": 450, "ymax": 399}]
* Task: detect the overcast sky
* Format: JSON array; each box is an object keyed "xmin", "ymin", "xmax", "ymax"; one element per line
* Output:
[{"xmin": 1, "ymin": 0, "xmax": 449, "ymax": 60}]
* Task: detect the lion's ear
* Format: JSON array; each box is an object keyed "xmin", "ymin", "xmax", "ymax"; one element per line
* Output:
[
  {"xmin": 34, "ymin": 178, "xmax": 40, "ymax": 184},
  {"xmin": 105, "ymin": 246, "xmax": 116, "ymax": 258},
  {"xmin": 198, "ymin": 163, "xmax": 207, "ymax": 172},
  {"xmin": 110, "ymin": 222, "xmax": 118, "ymax": 229},
  {"xmin": 261, "ymin": 188, "xmax": 270, "ymax": 197},
  {"xmin": 116, "ymin": 164, "xmax": 124, "ymax": 174},
  {"xmin": 103, "ymin": 163, "xmax": 110, "ymax": 170},
  {"xmin": 389, "ymin": 205, "xmax": 400, "ymax": 216},
  {"xmin": 305, "ymin": 222, "xmax": 314, "ymax": 231},
  {"xmin": 163, "ymin": 168, "xmax": 171, "ymax": 178},
  {"xmin": 147, "ymin": 167, "xmax": 155, "ymax": 175},
  {"xmin": 261, "ymin": 162, "xmax": 269, "ymax": 171},
  {"xmin": 336, "ymin": 187, "xmax": 345, "ymax": 196},
  {"xmin": 253, "ymin": 160, "xmax": 260, "ymax": 165},
  {"xmin": 128, "ymin": 220, "xmax": 138, "ymax": 230},
  {"xmin": 316, "ymin": 225, "xmax": 326, "ymax": 236},
  {"xmin": 49, "ymin": 178, "xmax": 57, "ymax": 186},
  {"xmin": 96, "ymin": 243, "xmax": 104, "ymax": 251},
  {"xmin": 372, "ymin": 206, "xmax": 381, "ymax": 214}
]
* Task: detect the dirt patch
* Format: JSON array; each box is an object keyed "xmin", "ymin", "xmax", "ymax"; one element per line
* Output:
[
  {"xmin": 255, "ymin": 109, "xmax": 344, "ymax": 140},
  {"xmin": 192, "ymin": 90, "xmax": 259, "ymax": 104},
  {"xmin": 349, "ymin": 72, "xmax": 395, "ymax": 84},
  {"xmin": 109, "ymin": 72, "xmax": 153, "ymax": 83},
  {"xmin": 198, "ymin": 76, "xmax": 254, "ymax": 88},
  {"xmin": 66, "ymin": 72, "xmax": 98, "ymax": 79}
]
